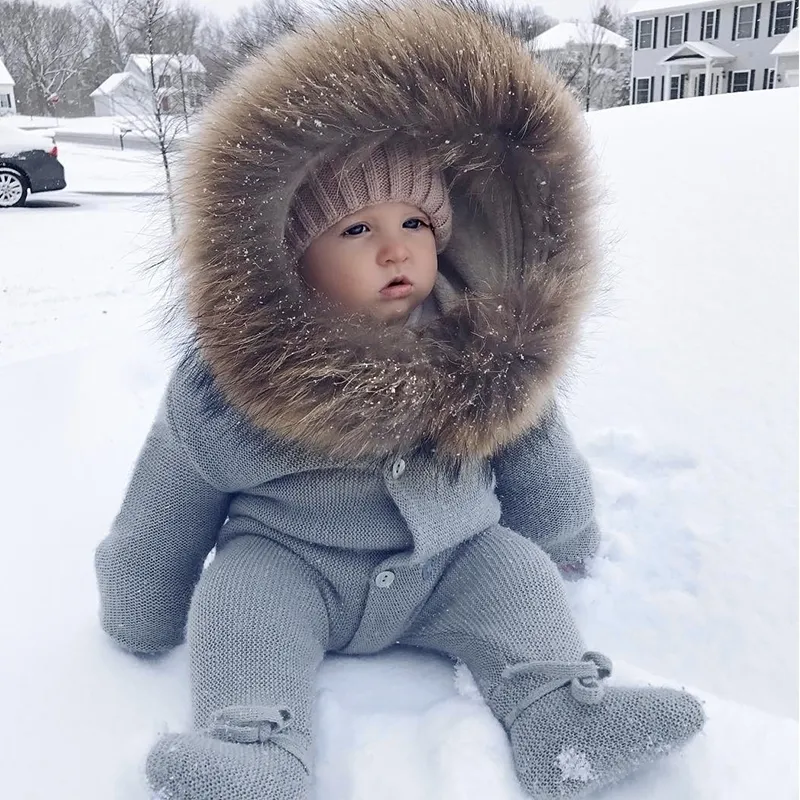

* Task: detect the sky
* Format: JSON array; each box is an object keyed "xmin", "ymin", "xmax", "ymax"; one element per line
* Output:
[{"xmin": 34, "ymin": 0, "xmax": 638, "ymax": 25}]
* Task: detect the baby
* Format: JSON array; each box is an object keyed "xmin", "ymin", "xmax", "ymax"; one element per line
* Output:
[{"xmin": 95, "ymin": 4, "xmax": 704, "ymax": 799}]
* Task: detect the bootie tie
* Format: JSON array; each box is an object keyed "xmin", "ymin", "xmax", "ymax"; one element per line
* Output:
[
  {"xmin": 147, "ymin": 705, "xmax": 311, "ymax": 800},
  {"xmin": 494, "ymin": 653, "xmax": 705, "ymax": 799}
]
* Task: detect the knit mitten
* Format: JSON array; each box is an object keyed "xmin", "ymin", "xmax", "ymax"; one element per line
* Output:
[
  {"xmin": 147, "ymin": 706, "xmax": 311, "ymax": 800},
  {"xmin": 496, "ymin": 653, "xmax": 705, "ymax": 799}
]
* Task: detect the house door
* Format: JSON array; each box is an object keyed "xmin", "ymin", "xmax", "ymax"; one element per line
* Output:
[{"xmin": 690, "ymin": 68, "xmax": 723, "ymax": 97}]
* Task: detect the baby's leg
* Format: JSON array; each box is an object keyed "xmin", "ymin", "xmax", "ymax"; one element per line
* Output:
[
  {"xmin": 401, "ymin": 525, "xmax": 704, "ymax": 799},
  {"xmin": 147, "ymin": 535, "xmax": 329, "ymax": 800}
]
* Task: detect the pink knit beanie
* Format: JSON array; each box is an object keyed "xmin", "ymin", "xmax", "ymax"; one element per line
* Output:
[{"xmin": 287, "ymin": 139, "xmax": 452, "ymax": 255}]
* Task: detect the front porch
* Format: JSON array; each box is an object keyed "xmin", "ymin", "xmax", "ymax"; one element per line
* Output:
[{"xmin": 660, "ymin": 41, "xmax": 736, "ymax": 99}]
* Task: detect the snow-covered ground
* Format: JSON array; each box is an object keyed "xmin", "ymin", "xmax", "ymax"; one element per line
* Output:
[{"xmin": 0, "ymin": 89, "xmax": 797, "ymax": 799}]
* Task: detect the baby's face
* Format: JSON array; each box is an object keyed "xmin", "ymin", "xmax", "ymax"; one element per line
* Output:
[{"xmin": 299, "ymin": 202, "xmax": 438, "ymax": 324}]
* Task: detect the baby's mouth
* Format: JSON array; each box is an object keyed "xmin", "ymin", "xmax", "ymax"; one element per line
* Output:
[{"xmin": 380, "ymin": 275, "xmax": 414, "ymax": 299}]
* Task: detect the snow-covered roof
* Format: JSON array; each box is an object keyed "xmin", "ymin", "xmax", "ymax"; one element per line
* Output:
[
  {"xmin": 771, "ymin": 27, "xmax": 799, "ymax": 56},
  {"xmin": 628, "ymin": 0, "xmax": 718, "ymax": 15},
  {"xmin": 660, "ymin": 40, "xmax": 735, "ymax": 63},
  {"xmin": 90, "ymin": 72, "xmax": 133, "ymax": 97},
  {"xmin": 0, "ymin": 57, "xmax": 15, "ymax": 86},
  {"xmin": 531, "ymin": 22, "xmax": 629, "ymax": 52},
  {"xmin": 125, "ymin": 54, "xmax": 206, "ymax": 74}
]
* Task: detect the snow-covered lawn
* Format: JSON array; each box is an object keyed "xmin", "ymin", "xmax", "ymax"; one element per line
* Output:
[{"xmin": 1, "ymin": 90, "xmax": 797, "ymax": 799}]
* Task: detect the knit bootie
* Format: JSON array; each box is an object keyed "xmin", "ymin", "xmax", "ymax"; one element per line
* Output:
[
  {"xmin": 147, "ymin": 705, "xmax": 311, "ymax": 800},
  {"xmin": 496, "ymin": 653, "xmax": 705, "ymax": 799}
]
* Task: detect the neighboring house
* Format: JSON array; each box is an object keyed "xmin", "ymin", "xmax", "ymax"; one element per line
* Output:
[
  {"xmin": 771, "ymin": 25, "xmax": 799, "ymax": 83},
  {"xmin": 529, "ymin": 22, "xmax": 630, "ymax": 109},
  {"xmin": 90, "ymin": 54, "xmax": 206, "ymax": 118},
  {"xmin": 0, "ymin": 57, "xmax": 17, "ymax": 116},
  {"xmin": 626, "ymin": 0, "xmax": 798, "ymax": 103}
]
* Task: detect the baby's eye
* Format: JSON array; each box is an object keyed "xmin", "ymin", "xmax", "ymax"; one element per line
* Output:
[
  {"xmin": 342, "ymin": 223, "xmax": 368, "ymax": 237},
  {"xmin": 403, "ymin": 218, "xmax": 430, "ymax": 230}
]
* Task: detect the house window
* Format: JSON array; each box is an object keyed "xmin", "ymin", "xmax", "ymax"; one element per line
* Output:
[
  {"xmin": 669, "ymin": 75, "xmax": 683, "ymax": 98},
  {"xmin": 772, "ymin": 1, "xmax": 795, "ymax": 34},
  {"xmin": 736, "ymin": 4, "xmax": 757, "ymax": 38},
  {"xmin": 634, "ymin": 76, "xmax": 652, "ymax": 103},
  {"xmin": 667, "ymin": 14, "xmax": 686, "ymax": 45},
  {"xmin": 0, "ymin": 94, "xmax": 10, "ymax": 108},
  {"xmin": 763, "ymin": 67, "xmax": 776, "ymax": 87},
  {"xmin": 731, "ymin": 69, "xmax": 752, "ymax": 90},
  {"xmin": 638, "ymin": 18, "xmax": 655, "ymax": 48},
  {"xmin": 158, "ymin": 74, "xmax": 172, "ymax": 89},
  {"xmin": 702, "ymin": 9, "xmax": 721, "ymax": 39}
]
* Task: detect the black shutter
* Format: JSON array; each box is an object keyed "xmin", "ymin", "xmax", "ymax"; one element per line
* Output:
[
  {"xmin": 650, "ymin": 76, "xmax": 655, "ymax": 101},
  {"xmin": 749, "ymin": 69, "xmax": 756, "ymax": 89},
  {"xmin": 635, "ymin": 18, "xmax": 640, "ymax": 49},
  {"xmin": 768, "ymin": 1, "xmax": 775, "ymax": 34},
  {"xmin": 661, "ymin": 74, "xmax": 665, "ymax": 100},
  {"xmin": 763, "ymin": 67, "xmax": 769, "ymax": 87},
  {"xmin": 700, "ymin": 10, "xmax": 706, "ymax": 39},
  {"xmin": 727, "ymin": 70, "xmax": 733, "ymax": 91},
  {"xmin": 664, "ymin": 15, "xmax": 669, "ymax": 46},
  {"xmin": 732, "ymin": 6, "xmax": 739, "ymax": 38},
  {"xmin": 794, "ymin": 0, "xmax": 798, "ymax": 27},
  {"xmin": 684, "ymin": 12, "xmax": 690, "ymax": 40},
  {"xmin": 715, "ymin": 9, "xmax": 721, "ymax": 37},
  {"xmin": 653, "ymin": 17, "xmax": 659, "ymax": 47},
  {"xmin": 755, "ymin": 3, "xmax": 762, "ymax": 36}
]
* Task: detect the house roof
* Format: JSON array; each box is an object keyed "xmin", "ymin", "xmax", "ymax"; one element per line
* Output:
[
  {"xmin": 0, "ymin": 57, "xmax": 15, "ymax": 86},
  {"xmin": 628, "ymin": 0, "xmax": 718, "ymax": 15},
  {"xmin": 531, "ymin": 22, "xmax": 629, "ymax": 52},
  {"xmin": 126, "ymin": 54, "xmax": 206, "ymax": 74},
  {"xmin": 771, "ymin": 27, "xmax": 799, "ymax": 56},
  {"xmin": 660, "ymin": 40, "xmax": 736, "ymax": 63},
  {"xmin": 90, "ymin": 72, "xmax": 133, "ymax": 97}
]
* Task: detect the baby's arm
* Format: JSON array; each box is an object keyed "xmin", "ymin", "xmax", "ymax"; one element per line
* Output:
[
  {"xmin": 492, "ymin": 402, "xmax": 599, "ymax": 569},
  {"xmin": 94, "ymin": 377, "xmax": 230, "ymax": 656}
]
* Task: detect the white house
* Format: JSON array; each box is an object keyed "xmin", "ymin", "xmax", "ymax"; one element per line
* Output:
[
  {"xmin": 771, "ymin": 25, "xmax": 799, "ymax": 83},
  {"xmin": 627, "ymin": 0, "xmax": 798, "ymax": 103},
  {"xmin": 0, "ymin": 57, "xmax": 17, "ymax": 116},
  {"xmin": 91, "ymin": 54, "xmax": 206, "ymax": 118}
]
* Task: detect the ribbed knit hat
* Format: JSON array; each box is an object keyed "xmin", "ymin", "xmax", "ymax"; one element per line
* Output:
[{"xmin": 287, "ymin": 139, "xmax": 452, "ymax": 255}]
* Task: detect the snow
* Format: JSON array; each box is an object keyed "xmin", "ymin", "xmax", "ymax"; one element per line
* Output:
[
  {"xmin": 665, "ymin": 41, "xmax": 735, "ymax": 61},
  {"xmin": 91, "ymin": 72, "xmax": 134, "ymax": 97},
  {"xmin": 0, "ymin": 121, "xmax": 55, "ymax": 156},
  {"xmin": 1, "ymin": 89, "xmax": 797, "ymax": 799},
  {"xmin": 772, "ymin": 27, "xmax": 799, "ymax": 57},
  {"xmin": 532, "ymin": 22, "xmax": 629, "ymax": 52}
]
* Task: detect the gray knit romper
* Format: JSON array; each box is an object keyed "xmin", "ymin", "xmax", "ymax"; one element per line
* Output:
[{"xmin": 94, "ymin": 4, "xmax": 705, "ymax": 798}]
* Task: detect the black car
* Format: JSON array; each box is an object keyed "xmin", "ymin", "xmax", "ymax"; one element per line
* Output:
[{"xmin": 0, "ymin": 126, "xmax": 67, "ymax": 207}]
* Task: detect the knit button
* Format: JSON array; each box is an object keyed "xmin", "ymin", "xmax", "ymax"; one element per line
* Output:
[
  {"xmin": 375, "ymin": 570, "xmax": 395, "ymax": 588},
  {"xmin": 391, "ymin": 458, "xmax": 406, "ymax": 479}
]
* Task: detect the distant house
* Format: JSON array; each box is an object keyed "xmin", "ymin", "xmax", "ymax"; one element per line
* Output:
[
  {"xmin": 529, "ymin": 22, "xmax": 630, "ymax": 109},
  {"xmin": 0, "ymin": 57, "xmax": 16, "ymax": 116},
  {"xmin": 626, "ymin": 0, "xmax": 799, "ymax": 103},
  {"xmin": 90, "ymin": 54, "xmax": 207, "ymax": 118}
]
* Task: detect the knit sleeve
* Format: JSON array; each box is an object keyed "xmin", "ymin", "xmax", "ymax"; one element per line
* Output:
[
  {"xmin": 94, "ymin": 374, "xmax": 231, "ymax": 656},
  {"xmin": 492, "ymin": 403, "xmax": 600, "ymax": 565}
]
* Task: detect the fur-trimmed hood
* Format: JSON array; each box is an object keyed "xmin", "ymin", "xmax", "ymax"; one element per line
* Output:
[{"xmin": 177, "ymin": 0, "xmax": 597, "ymax": 462}]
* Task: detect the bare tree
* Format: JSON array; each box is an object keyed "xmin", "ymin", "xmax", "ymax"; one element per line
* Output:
[
  {"xmin": 0, "ymin": 0, "xmax": 91, "ymax": 115},
  {"xmin": 112, "ymin": 0, "xmax": 202, "ymax": 229},
  {"xmin": 81, "ymin": 0, "xmax": 137, "ymax": 71},
  {"xmin": 227, "ymin": 0, "xmax": 308, "ymax": 61}
]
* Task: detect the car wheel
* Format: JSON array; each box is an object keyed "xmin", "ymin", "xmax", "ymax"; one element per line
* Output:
[{"xmin": 0, "ymin": 168, "xmax": 28, "ymax": 208}]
